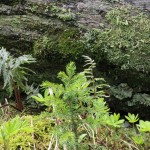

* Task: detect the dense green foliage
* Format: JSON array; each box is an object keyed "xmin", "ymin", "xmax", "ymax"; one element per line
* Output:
[
  {"xmin": 31, "ymin": 5, "xmax": 150, "ymax": 115},
  {"xmin": 0, "ymin": 48, "xmax": 36, "ymax": 96},
  {"xmin": 81, "ymin": 6, "xmax": 150, "ymax": 114},
  {"xmin": 0, "ymin": 116, "xmax": 32, "ymax": 150},
  {"xmin": 0, "ymin": 60, "xmax": 150, "ymax": 149},
  {"xmin": 31, "ymin": 59, "xmax": 150, "ymax": 149},
  {"xmin": 0, "ymin": 1, "xmax": 150, "ymax": 149},
  {"xmin": 82, "ymin": 6, "xmax": 150, "ymax": 72},
  {"xmin": 32, "ymin": 60, "xmax": 109, "ymax": 149},
  {"xmin": 104, "ymin": 6, "xmax": 150, "ymax": 72},
  {"xmin": 33, "ymin": 27, "xmax": 84, "ymax": 61}
]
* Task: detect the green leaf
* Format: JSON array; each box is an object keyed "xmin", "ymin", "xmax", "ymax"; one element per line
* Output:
[
  {"xmin": 0, "ymin": 116, "xmax": 33, "ymax": 143},
  {"xmin": 125, "ymin": 113, "xmax": 139, "ymax": 123},
  {"xmin": 59, "ymin": 131, "xmax": 75, "ymax": 144},
  {"xmin": 110, "ymin": 83, "xmax": 133, "ymax": 100},
  {"xmin": 78, "ymin": 134, "xmax": 87, "ymax": 143},
  {"xmin": 0, "ymin": 48, "xmax": 36, "ymax": 96},
  {"xmin": 104, "ymin": 113, "xmax": 124, "ymax": 128},
  {"xmin": 137, "ymin": 120, "xmax": 150, "ymax": 132},
  {"xmin": 132, "ymin": 135, "xmax": 144, "ymax": 145}
]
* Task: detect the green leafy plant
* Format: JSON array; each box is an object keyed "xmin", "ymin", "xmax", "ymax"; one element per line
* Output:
[
  {"xmin": 128, "ymin": 93, "xmax": 150, "ymax": 107},
  {"xmin": 104, "ymin": 113, "xmax": 124, "ymax": 128},
  {"xmin": 103, "ymin": 6, "xmax": 150, "ymax": 72},
  {"xmin": 130, "ymin": 120, "xmax": 150, "ymax": 149},
  {"xmin": 110, "ymin": 83, "xmax": 133, "ymax": 100},
  {"xmin": 31, "ymin": 57, "xmax": 150, "ymax": 149},
  {"xmin": 137, "ymin": 120, "xmax": 150, "ymax": 132},
  {"xmin": 132, "ymin": 135, "xmax": 144, "ymax": 145},
  {"xmin": 33, "ymin": 62, "xmax": 91, "ymax": 149},
  {"xmin": 58, "ymin": 11, "xmax": 75, "ymax": 21},
  {"xmin": 125, "ymin": 113, "xmax": 139, "ymax": 127},
  {"xmin": 24, "ymin": 83, "xmax": 40, "ymax": 108},
  {"xmin": 0, "ymin": 116, "xmax": 33, "ymax": 150},
  {"xmin": 0, "ymin": 113, "xmax": 54, "ymax": 149},
  {"xmin": 1, "ymin": 56, "xmax": 150, "ymax": 149},
  {"xmin": 83, "ymin": 55, "xmax": 108, "ymax": 98},
  {"xmin": 32, "ymin": 59, "xmax": 110, "ymax": 149},
  {"xmin": 0, "ymin": 47, "xmax": 36, "ymax": 110}
]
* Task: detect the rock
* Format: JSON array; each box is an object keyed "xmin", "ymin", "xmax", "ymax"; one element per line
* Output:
[
  {"xmin": 125, "ymin": 0, "xmax": 150, "ymax": 12},
  {"xmin": 0, "ymin": 4, "xmax": 12, "ymax": 15},
  {"xmin": 0, "ymin": 0, "xmax": 149, "ymax": 55}
]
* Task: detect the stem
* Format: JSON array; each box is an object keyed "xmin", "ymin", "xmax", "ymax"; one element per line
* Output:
[
  {"xmin": 54, "ymin": 135, "xmax": 59, "ymax": 150},
  {"xmin": 14, "ymin": 84, "xmax": 23, "ymax": 111},
  {"xmin": 0, "ymin": 103, "xmax": 4, "ymax": 115},
  {"xmin": 0, "ymin": 103, "xmax": 21, "ymax": 111},
  {"xmin": 63, "ymin": 144, "xmax": 67, "ymax": 150},
  {"xmin": 69, "ymin": 104, "xmax": 78, "ymax": 150},
  {"xmin": 121, "ymin": 139, "xmax": 140, "ymax": 150},
  {"xmin": 92, "ymin": 75, "xmax": 96, "ymax": 99},
  {"xmin": 72, "ymin": 117, "xmax": 78, "ymax": 150},
  {"xmin": 69, "ymin": 100, "xmax": 79, "ymax": 150},
  {"xmin": 83, "ymin": 124, "xmax": 96, "ymax": 149},
  {"xmin": 4, "ymin": 140, "xmax": 9, "ymax": 150},
  {"xmin": 48, "ymin": 134, "xmax": 54, "ymax": 150},
  {"xmin": 133, "ymin": 123, "xmax": 134, "ymax": 128}
]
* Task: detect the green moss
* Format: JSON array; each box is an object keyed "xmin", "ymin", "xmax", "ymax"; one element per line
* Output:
[
  {"xmin": 0, "ymin": 15, "xmax": 54, "ymax": 54},
  {"xmin": 33, "ymin": 26, "xmax": 85, "ymax": 61},
  {"xmin": 0, "ymin": 35, "xmax": 33, "ymax": 55},
  {"xmin": 27, "ymin": 2, "xmax": 75, "ymax": 22}
]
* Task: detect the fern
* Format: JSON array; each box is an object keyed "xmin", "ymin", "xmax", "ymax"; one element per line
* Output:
[
  {"xmin": 32, "ymin": 62, "xmax": 91, "ymax": 149},
  {"xmin": 32, "ymin": 61, "xmax": 110, "ymax": 149},
  {"xmin": 0, "ymin": 47, "xmax": 36, "ymax": 111},
  {"xmin": 82, "ymin": 55, "xmax": 96, "ymax": 79},
  {"xmin": 82, "ymin": 55, "xmax": 108, "ymax": 98},
  {"xmin": 0, "ymin": 47, "xmax": 36, "ymax": 96},
  {"xmin": 14, "ymin": 55, "xmax": 36, "ymax": 69}
]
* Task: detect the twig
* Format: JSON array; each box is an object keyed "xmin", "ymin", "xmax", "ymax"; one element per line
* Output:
[
  {"xmin": 121, "ymin": 139, "xmax": 140, "ymax": 150},
  {"xmin": 54, "ymin": 135, "xmax": 59, "ymax": 150},
  {"xmin": 48, "ymin": 134, "xmax": 54, "ymax": 150},
  {"xmin": 0, "ymin": 103, "xmax": 22, "ymax": 111},
  {"xmin": 0, "ymin": 103, "xmax": 4, "ymax": 115},
  {"xmin": 5, "ymin": 98, "xmax": 10, "ymax": 114},
  {"xmin": 63, "ymin": 144, "xmax": 67, "ymax": 150},
  {"xmin": 85, "ymin": 123, "xmax": 96, "ymax": 145}
]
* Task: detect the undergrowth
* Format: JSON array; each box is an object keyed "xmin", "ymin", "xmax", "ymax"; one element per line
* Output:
[{"xmin": 0, "ymin": 56, "xmax": 149, "ymax": 150}]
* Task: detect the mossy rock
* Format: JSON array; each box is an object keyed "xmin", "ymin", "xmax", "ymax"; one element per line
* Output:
[{"xmin": 33, "ymin": 25, "xmax": 85, "ymax": 61}]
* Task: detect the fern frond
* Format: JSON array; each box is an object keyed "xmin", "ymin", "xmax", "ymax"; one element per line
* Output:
[
  {"xmin": 0, "ymin": 47, "xmax": 36, "ymax": 96},
  {"xmin": 0, "ymin": 47, "xmax": 10, "ymax": 74},
  {"xmin": 58, "ymin": 71, "xmax": 69, "ymax": 85},
  {"xmin": 82, "ymin": 55, "xmax": 96, "ymax": 80},
  {"xmin": 82, "ymin": 55, "xmax": 96, "ymax": 67},
  {"xmin": 83, "ymin": 55, "xmax": 108, "ymax": 99},
  {"xmin": 14, "ymin": 55, "xmax": 36, "ymax": 69},
  {"xmin": 66, "ymin": 62, "xmax": 76, "ymax": 78}
]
